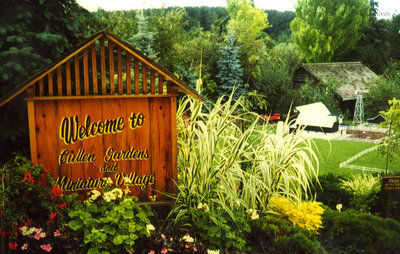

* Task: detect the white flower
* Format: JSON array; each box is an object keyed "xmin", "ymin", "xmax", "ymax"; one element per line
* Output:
[
  {"xmin": 197, "ymin": 202, "xmax": 210, "ymax": 212},
  {"xmin": 112, "ymin": 188, "xmax": 123, "ymax": 199},
  {"xmin": 103, "ymin": 191, "xmax": 116, "ymax": 202},
  {"xmin": 146, "ymin": 224, "xmax": 155, "ymax": 234},
  {"xmin": 90, "ymin": 190, "xmax": 101, "ymax": 201},
  {"xmin": 207, "ymin": 249, "xmax": 220, "ymax": 254},
  {"xmin": 248, "ymin": 209, "xmax": 259, "ymax": 220},
  {"xmin": 336, "ymin": 203, "xmax": 343, "ymax": 212},
  {"xmin": 103, "ymin": 177, "xmax": 113, "ymax": 186},
  {"xmin": 182, "ymin": 234, "xmax": 194, "ymax": 243}
]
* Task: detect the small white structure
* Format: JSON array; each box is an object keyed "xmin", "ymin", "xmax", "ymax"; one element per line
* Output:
[{"xmin": 292, "ymin": 102, "xmax": 338, "ymax": 133}]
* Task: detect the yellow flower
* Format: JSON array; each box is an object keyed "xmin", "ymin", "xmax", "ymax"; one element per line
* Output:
[{"xmin": 336, "ymin": 204, "xmax": 343, "ymax": 212}]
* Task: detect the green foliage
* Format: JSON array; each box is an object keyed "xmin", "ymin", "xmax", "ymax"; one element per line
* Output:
[
  {"xmin": 379, "ymin": 98, "xmax": 400, "ymax": 162},
  {"xmin": 92, "ymin": 9, "xmax": 137, "ymax": 39},
  {"xmin": 227, "ymin": 0, "xmax": 270, "ymax": 80},
  {"xmin": 65, "ymin": 188, "xmax": 154, "ymax": 253},
  {"xmin": 291, "ymin": 0, "xmax": 369, "ymax": 62},
  {"xmin": 340, "ymin": 173, "xmax": 381, "ymax": 212},
  {"xmin": 319, "ymin": 207, "xmax": 400, "ymax": 254},
  {"xmin": 192, "ymin": 207, "xmax": 250, "ymax": 252},
  {"xmin": 249, "ymin": 215, "xmax": 327, "ymax": 254},
  {"xmin": 312, "ymin": 174, "xmax": 352, "ymax": 210},
  {"xmin": 150, "ymin": 8, "xmax": 188, "ymax": 70},
  {"xmin": 295, "ymin": 79, "xmax": 342, "ymax": 115},
  {"xmin": 217, "ymin": 33, "xmax": 244, "ymax": 99},
  {"xmin": 128, "ymin": 10, "xmax": 158, "ymax": 60},
  {"xmin": 166, "ymin": 92, "xmax": 320, "ymax": 238},
  {"xmin": 365, "ymin": 66, "xmax": 400, "ymax": 118},
  {"xmin": 265, "ymin": 10, "xmax": 296, "ymax": 43}
]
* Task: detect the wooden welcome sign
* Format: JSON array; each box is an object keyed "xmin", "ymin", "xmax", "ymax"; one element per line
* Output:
[{"xmin": 0, "ymin": 31, "xmax": 202, "ymax": 202}]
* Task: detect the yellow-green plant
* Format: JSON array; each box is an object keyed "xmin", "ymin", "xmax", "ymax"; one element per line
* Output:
[
  {"xmin": 339, "ymin": 173, "xmax": 381, "ymax": 212},
  {"xmin": 268, "ymin": 196, "xmax": 324, "ymax": 233},
  {"xmin": 166, "ymin": 91, "xmax": 320, "ymax": 231}
]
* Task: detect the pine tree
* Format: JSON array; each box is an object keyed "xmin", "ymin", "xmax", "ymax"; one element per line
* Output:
[
  {"xmin": 217, "ymin": 33, "xmax": 244, "ymax": 99},
  {"xmin": 128, "ymin": 10, "xmax": 158, "ymax": 60}
]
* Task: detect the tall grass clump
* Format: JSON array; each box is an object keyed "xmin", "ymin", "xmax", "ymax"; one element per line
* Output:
[{"xmin": 166, "ymin": 92, "xmax": 320, "ymax": 233}]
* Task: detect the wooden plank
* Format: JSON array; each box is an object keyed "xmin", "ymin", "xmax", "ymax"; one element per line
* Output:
[
  {"xmin": 57, "ymin": 66, "xmax": 62, "ymax": 96},
  {"xmin": 170, "ymin": 96, "xmax": 178, "ymax": 194},
  {"xmin": 150, "ymin": 69, "xmax": 156, "ymax": 94},
  {"xmin": 83, "ymin": 48, "xmax": 89, "ymax": 95},
  {"xmin": 74, "ymin": 54, "xmax": 80, "ymax": 95},
  {"xmin": 125, "ymin": 98, "xmax": 151, "ymax": 198},
  {"xmin": 167, "ymin": 80, "xmax": 171, "ymax": 94},
  {"xmin": 158, "ymin": 74, "xmax": 164, "ymax": 94},
  {"xmin": 100, "ymin": 38, "xmax": 106, "ymax": 95},
  {"xmin": 48, "ymin": 72, "xmax": 53, "ymax": 96},
  {"xmin": 105, "ymin": 33, "xmax": 205, "ymax": 101},
  {"xmin": 39, "ymin": 79, "xmax": 44, "ymax": 96},
  {"xmin": 91, "ymin": 43, "xmax": 98, "ymax": 95},
  {"xmin": 134, "ymin": 58, "xmax": 139, "ymax": 94},
  {"xmin": 126, "ymin": 54, "xmax": 131, "ymax": 95},
  {"xmin": 109, "ymin": 41, "xmax": 115, "ymax": 95},
  {"xmin": 66, "ymin": 60, "xmax": 71, "ymax": 96},
  {"xmin": 142, "ymin": 64, "xmax": 148, "ymax": 94},
  {"xmin": 26, "ymin": 94, "xmax": 176, "ymax": 101},
  {"xmin": 27, "ymin": 100, "xmax": 38, "ymax": 165},
  {"xmin": 117, "ymin": 47, "xmax": 123, "ymax": 95}
]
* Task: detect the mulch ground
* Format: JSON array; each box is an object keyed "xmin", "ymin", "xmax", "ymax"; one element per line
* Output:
[{"xmin": 346, "ymin": 129, "xmax": 388, "ymax": 140}]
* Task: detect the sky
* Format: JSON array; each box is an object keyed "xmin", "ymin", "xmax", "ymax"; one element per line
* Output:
[{"xmin": 77, "ymin": 0, "xmax": 400, "ymax": 19}]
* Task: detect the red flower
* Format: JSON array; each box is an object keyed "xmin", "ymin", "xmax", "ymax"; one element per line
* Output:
[
  {"xmin": 50, "ymin": 186, "xmax": 63, "ymax": 200},
  {"xmin": 8, "ymin": 242, "xmax": 17, "ymax": 250},
  {"xmin": 57, "ymin": 202, "xmax": 67, "ymax": 208},
  {"xmin": 50, "ymin": 212, "xmax": 57, "ymax": 221},
  {"xmin": 24, "ymin": 172, "xmax": 35, "ymax": 184}
]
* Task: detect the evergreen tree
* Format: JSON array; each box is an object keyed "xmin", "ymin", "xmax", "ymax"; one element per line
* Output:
[
  {"xmin": 128, "ymin": 10, "xmax": 158, "ymax": 60},
  {"xmin": 217, "ymin": 33, "xmax": 244, "ymax": 99}
]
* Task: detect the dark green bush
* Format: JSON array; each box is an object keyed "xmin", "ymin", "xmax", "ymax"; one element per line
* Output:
[
  {"xmin": 312, "ymin": 174, "xmax": 352, "ymax": 210},
  {"xmin": 248, "ymin": 215, "xmax": 327, "ymax": 254},
  {"xmin": 319, "ymin": 207, "xmax": 400, "ymax": 254}
]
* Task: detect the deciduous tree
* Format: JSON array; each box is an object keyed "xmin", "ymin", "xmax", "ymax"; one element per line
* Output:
[{"xmin": 291, "ymin": 0, "xmax": 369, "ymax": 62}]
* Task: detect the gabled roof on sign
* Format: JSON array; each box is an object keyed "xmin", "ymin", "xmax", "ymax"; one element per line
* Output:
[
  {"xmin": 0, "ymin": 30, "xmax": 204, "ymax": 107},
  {"xmin": 295, "ymin": 62, "xmax": 378, "ymax": 101}
]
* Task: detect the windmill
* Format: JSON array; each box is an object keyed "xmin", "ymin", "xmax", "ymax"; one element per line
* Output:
[{"xmin": 353, "ymin": 89, "xmax": 368, "ymax": 124}]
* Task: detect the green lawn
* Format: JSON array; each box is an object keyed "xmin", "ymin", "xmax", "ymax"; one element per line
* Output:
[{"xmin": 311, "ymin": 139, "xmax": 400, "ymax": 176}]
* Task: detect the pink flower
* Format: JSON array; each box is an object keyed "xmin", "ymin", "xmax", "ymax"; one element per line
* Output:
[
  {"xmin": 185, "ymin": 244, "xmax": 190, "ymax": 248},
  {"xmin": 40, "ymin": 244, "xmax": 52, "ymax": 252},
  {"xmin": 21, "ymin": 243, "xmax": 28, "ymax": 251},
  {"xmin": 34, "ymin": 233, "xmax": 42, "ymax": 240},
  {"xmin": 161, "ymin": 247, "xmax": 168, "ymax": 254},
  {"xmin": 54, "ymin": 230, "xmax": 61, "ymax": 237},
  {"xmin": 169, "ymin": 237, "xmax": 174, "ymax": 242},
  {"xmin": 193, "ymin": 247, "xmax": 198, "ymax": 252},
  {"xmin": 149, "ymin": 251, "xmax": 155, "ymax": 254}
]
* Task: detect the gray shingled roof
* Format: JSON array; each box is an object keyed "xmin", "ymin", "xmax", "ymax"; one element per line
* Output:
[{"xmin": 300, "ymin": 62, "xmax": 378, "ymax": 101}]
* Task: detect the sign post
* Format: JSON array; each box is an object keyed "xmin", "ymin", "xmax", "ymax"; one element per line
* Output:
[{"xmin": 382, "ymin": 176, "xmax": 400, "ymax": 217}]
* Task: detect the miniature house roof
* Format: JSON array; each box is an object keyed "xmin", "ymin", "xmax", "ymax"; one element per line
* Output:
[
  {"xmin": 293, "ymin": 62, "xmax": 378, "ymax": 101},
  {"xmin": 295, "ymin": 102, "xmax": 337, "ymax": 128},
  {"xmin": 0, "ymin": 30, "xmax": 204, "ymax": 107}
]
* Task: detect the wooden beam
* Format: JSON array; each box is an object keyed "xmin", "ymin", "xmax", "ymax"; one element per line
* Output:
[
  {"xmin": 74, "ymin": 54, "xmax": 80, "ymax": 95},
  {"xmin": 83, "ymin": 48, "xmax": 89, "ymax": 95},
  {"xmin": 27, "ymin": 100, "xmax": 38, "ymax": 165},
  {"xmin": 134, "ymin": 57, "xmax": 139, "ymax": 94},
  {"xmin": 109, "ymin": 41, "xmax": 115, "ymax": 95},
  {"xmin": 66, "ymin": 60, "xmax": 71, "ymax": 96},
  {"xmin": 126, "ymin": 54, "xmax": 131, "ymax": 95},
  {"xmin": 91, "ymin": 43, "xmax": 98, "ymax": 95},
  {"xmin": 47, "ymin": 72, "xmax": 53, "ymax": 96},
  {"xmin": 57, "ymin": 66, "xmax": 62, "ymax": 96},
  {"xmin": 158, "ymin": 74, "xmax": 164, "ymax": 94},
  {"xmin": 117, "ymin": 46, "xmax": 123, "ymax": 95},
  {"xmin": 100, "ymin": 37, "xmax": 106, "ymax": 95},
  {"xmin": 142, "ymin": 64, "xmax": 148, "ymax": 94},
  {"xmin": 151, "ymin": 69, "xmax": 155, "ymax": 94}
]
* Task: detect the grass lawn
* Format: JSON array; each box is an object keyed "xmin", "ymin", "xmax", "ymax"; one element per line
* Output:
[{"xmin": 311, "ymin": 139, "xmax": 400, "ymax": 176}]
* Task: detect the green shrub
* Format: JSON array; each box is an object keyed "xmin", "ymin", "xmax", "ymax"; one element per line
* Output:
[
  {"xmin": 319, "ymin": 207, "xmax": 400, "ymax": 254},
  {"xmin": 248, "ymin": 215, "xmax": 327, "ymax": 254},
  {"xmin": 339, "ymin": 173, "xmax": 381, "ymax": 212},
  {"xmin": 65, "ymin": 188, "xmax": 154, "ymax": 253},
  {"xmin": 313, "ymin": 174, "xmax": 352, "ymax": 210}
]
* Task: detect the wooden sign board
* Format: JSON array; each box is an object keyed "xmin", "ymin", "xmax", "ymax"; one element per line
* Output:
[
  {"xmin": 28, "ymin": 97, "xmax": 177, "ymax": 200},
  {"xmin": 382, "ymin": 176, "xmax": 400, "ymax": 191},
  {"xmin": 0, "ymin": 31, "xmax": 203, "ymax": 202}
]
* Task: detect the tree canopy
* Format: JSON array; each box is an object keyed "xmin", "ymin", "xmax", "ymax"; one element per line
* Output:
[{"xmin": 291, "ymin": 0, "xmax": 369, "ymax": 63}]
